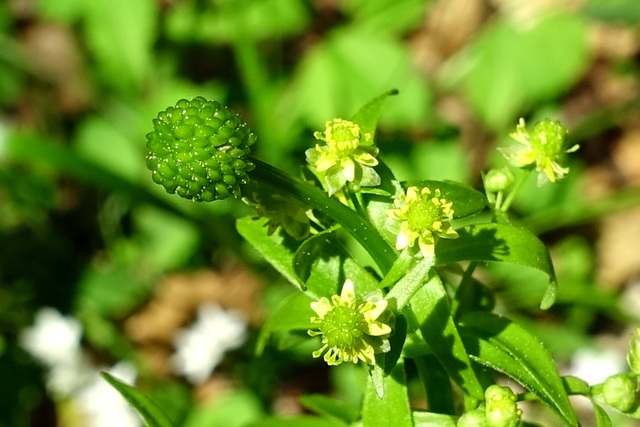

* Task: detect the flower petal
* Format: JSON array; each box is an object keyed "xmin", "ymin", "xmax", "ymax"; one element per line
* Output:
[{"xmin": 340, "ymin": 280, "xmax": 356, "ymax": 304}]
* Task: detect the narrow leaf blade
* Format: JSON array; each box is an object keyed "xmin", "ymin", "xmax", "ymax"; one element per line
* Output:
[
  {"xmin": 410, "ymin": 274, "xmax": 485, "ymax": 399},
  {"xmin": 101, "ymin": 372, "xmax": 175, "ymax": 427},
  {"xmin": 362, "ymin": 360, "xmax": 413, "ymax": 427},
  {"xmin": 458, "ymin": 312, "xmax": 579, "ymax": 426}
]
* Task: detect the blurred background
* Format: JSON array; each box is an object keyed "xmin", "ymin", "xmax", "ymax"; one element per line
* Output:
[{"xmin": 1, "ymin": 0, "xmax": 640, "ymax": 426}]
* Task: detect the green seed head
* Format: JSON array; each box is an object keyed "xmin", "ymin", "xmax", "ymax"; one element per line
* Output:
[{"xmin": 145, "ymin": 97, "xmax": 256, "ymax": 202}]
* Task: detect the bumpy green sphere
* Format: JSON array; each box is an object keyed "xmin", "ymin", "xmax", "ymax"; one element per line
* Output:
[{"xmin": 145, "ymin": 97, "xmax": 256, "ymax": 202}]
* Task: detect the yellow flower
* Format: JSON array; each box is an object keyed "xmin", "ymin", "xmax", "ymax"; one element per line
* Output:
[
  {"xmin": 499, "ymin": 118, "xmax": 579, "ymax": 185},
  {"xmin": 386, "ymin": 186, "xmax": 458, "ymax": 260},
  {"xmin": 306, "ymin": 119, "xmax": 380, "ymax": 195},
  {"xmin": 308, "ymin": 280, "xmax": 392, "ymax": 366}
]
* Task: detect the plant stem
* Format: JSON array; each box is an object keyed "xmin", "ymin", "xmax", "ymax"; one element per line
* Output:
[
  {"xmin": 501, "ymin": 169, "xmax": 531, "ymax": 212},
  {"xmin": 248, "ymin": 158, "xmax": 396, "ymax": 273}
]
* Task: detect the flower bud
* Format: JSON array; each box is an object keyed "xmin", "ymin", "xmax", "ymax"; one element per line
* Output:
[
  {"xmin": 484, "ymin": 385, "xmax": 521, "ymax": 427},
  {"xmin": 602, "ymin": 374, "xmax": 636, "ymax": 413},
  {"xmin": 483, "ymin": 168, "xmax": 515, "ymax": 193},
  {"xmin": 146, "ymin": 97, "xmax": 256, "ymax": 202}
]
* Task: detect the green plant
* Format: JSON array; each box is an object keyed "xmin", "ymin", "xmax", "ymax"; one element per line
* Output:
[{"xmin": 104, "ymin": 92, "xmax": 640, "ymax": 427}]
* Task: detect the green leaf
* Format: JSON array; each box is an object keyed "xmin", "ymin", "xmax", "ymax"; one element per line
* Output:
[
  {"xmin": 293, "ymin": 227, "xmax": 343, "ymax": 296},
  {"xmin": 351, "ymin": 89, "xmax": 399, "ymax": 140},
  {"xmin": 411, "ymin": 411, "xmax": 457, "ymax": 427},
  {"xmin": 458, "ymin": 312, "xmax": 579, "ymax": 427},
  {"xmin": 255, "ymin": 292, "xmax": 315, "ymax": 356},
  {"xmin": 181, "ymin": 390, "xmax": 263, "ymax": 427},
  {"xmin": 435, "ymin": 223, "xmax": 557, "ymax": 309},
  {"xmin": 592, "ymin": 402, "xmax": 613, "ymax": 427},
  {"xmin": 83, "ymin": 0, "xmax": 157, "ymax": 92},
  {"xmin": 405, "ymin": 180, "xmax": 488, "ymax": 219},
  {"xmin": 246, "ymin": 416, "xmax": 338, "ymax": 427},
  {"xmin": 282, "ymin": 27, "xmax": 431, "ymax": 130},
  {"xmin": 250, "ymin": 159, "xmax": 397, "ymax": 273},
  {"xmin": 101, "ymin": 372, "xmax": 175, "ymax": 427},
  {"xmin": 299, "ymin": 394, "xmax": 359, "ymax": 425},
  {"xmin": 362, "ymin": 360, "xmax": 413, "ymax": 427},
  {"xmin": 452, "ymin": 14, "xmax": 589, "ymax": 130},
  {"xmin": 237, "ymin": 216, "xmax": 300, "ymax": 289},
  {"xmin": 7, "ymin": 133, "xmax": 189, "ymax": 220},
  {"xmin": 413, "ymin": 355, "xmax": 456, "ymax": 415},
  {"xmin": 409, "ymin": 274, "xmax": 485, "ymax": 399}
]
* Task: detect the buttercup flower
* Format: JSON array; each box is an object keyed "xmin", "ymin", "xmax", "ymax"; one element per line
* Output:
[
  {"xmin": 308, "ymin": 280, "xmax": 391, "ymax": 366},
  {"xmin": 499, "ymin": 118, "xmax": 579, "ymax": 185},
  {"xmin": 386, "ymin": 186, "xmax": 458, "ymax": 260},
  {"xmin": 306, "ymin": 119, "xmax": 380, "ymax": 196}
]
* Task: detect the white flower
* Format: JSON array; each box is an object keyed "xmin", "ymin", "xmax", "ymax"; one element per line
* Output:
[
  {"xmin": 171, "ymin": 303, "xmax": 248, "ymax": 384},
  {"xmin": 20, "ymin": 307, "xmax": 82, "ymax": 367},
  {"xmin": 76, "ymin": 362, "xmax": 142, "ymax": 427}
]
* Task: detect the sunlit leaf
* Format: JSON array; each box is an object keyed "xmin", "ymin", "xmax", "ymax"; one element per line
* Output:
[
  {"xmin": 435, "ymin": 223, "xmax": 557, "ymax": 309},
  {"xmin": 101, "ymin": 372, "xmax": 174, "ymax": 427},
  {"xmin": 299, "ymin": 394, "xmax": 359, "ymax": 425},
  {"xmin": 409, "ymin": 273, "xmax": 485, "ymax": 399},
  {"xmin": 458, "ymin": 312, "xmax": 579, "ymax": 427},
  {"xmin": 362, "ymin": 360, "xmax": 412, "ymax": 427}
]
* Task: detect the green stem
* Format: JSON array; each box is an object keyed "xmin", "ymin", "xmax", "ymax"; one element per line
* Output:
[
  {"xmin": 385, "ymin": 257, "xmax": 434, "ymax": 310},
  {"xmin": 377, "ymin": 251, "xmax": 416, "ymax": 291},
  {"xmin": 451, "ymin": 261, "xmax": 479, "ymax": 320},
  {"xmin": 248, "ymin": 158, "xmax": 396, "ymax": 273},
  {"xmin": 501, "ymin": 169, "xmax": 531, "ymax": 212}
]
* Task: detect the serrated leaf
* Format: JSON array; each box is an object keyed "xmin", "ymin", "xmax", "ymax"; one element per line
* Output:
[
  {"xmin": 299, "ymin": 394, "xmax": 359, "ymax": 425},
  {"xmin": 435, "ymin": 223, "xmax": 557, "ymax": 309},
  {"xmin": 255, "ymin": 292, "xmax": 315, "ymax": 356},
  {"xmin": 362, "ymin": 360, "xmax": 412, "ymax": 427},
  {"xmin": 458, "ymin": 311, "xmax": 579, "ymax": 427},
  {"xmin": 101, "ymin": 372, "xmax": 174, "ymax": 427},
  {"xmin": 409, "ymin": 274, "xmax": 485, "ymax": 399}
]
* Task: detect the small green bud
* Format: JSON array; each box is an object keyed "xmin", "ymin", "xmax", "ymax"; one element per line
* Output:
[
  {"xmin": 457, "ymin": 409, "xmax": 488, "ymax": 427},
  {"xmin": 146, "ymin": 97, "xmax": 256, "ymax": 201},
  {"xmin": 602, "ymin": 374, "xmax": 636, "ymax": 412},
  {"xmin": 483, "ymin": 168, "xmax": 515, "ymax": 193},
  {"xmin": 628, "ymin": 328, "xmax": 640, "ymax": 376},
  {"xmin": 484, "ymin": 385, "xmax": 521, "ymax": 427}
]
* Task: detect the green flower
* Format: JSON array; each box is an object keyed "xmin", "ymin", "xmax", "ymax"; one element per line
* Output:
[
  {"xmin": 484, "ymin": 385, "xmax": 521, "ymax": 427},
  {"xmin": 499, "ymin": 118, "xmax": 578, "ymax": 185},
  {"xmin": 386, "ymin": 186, "xmax": 458, "ymax": 260},
  {"xmin": 308, "ymin": 280, "xmax": 392, "ymax": 366},
  {"xmin": 306, "ymin": 119, "xmax": 380, "ymax": 196},
  {"xmin": 243, "ymin": 189, "xmax": 311, "ymax": 240}
]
